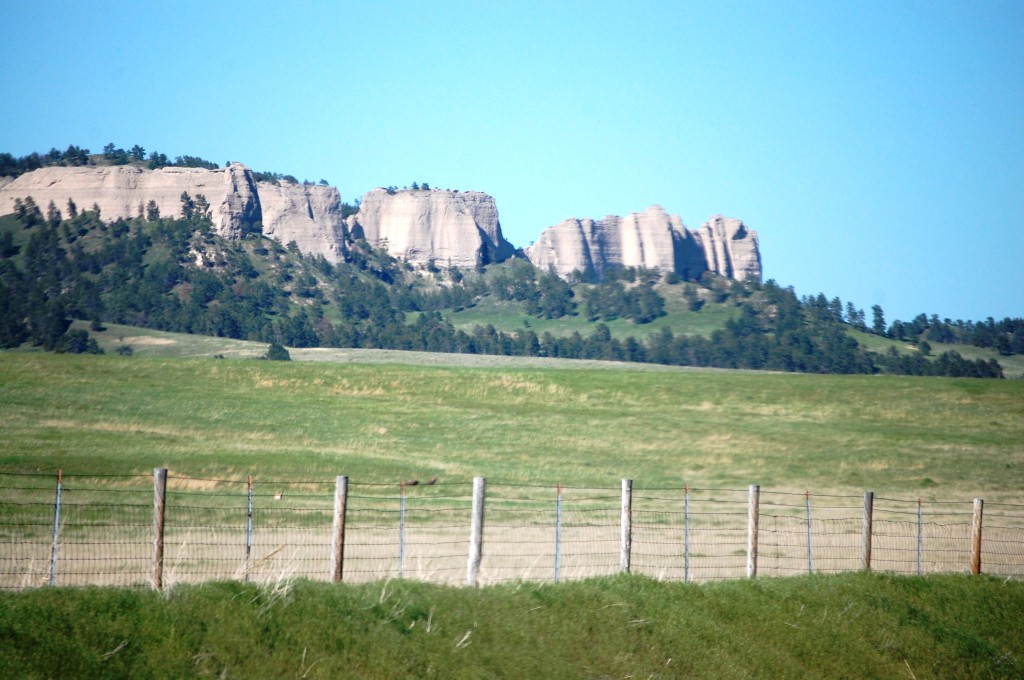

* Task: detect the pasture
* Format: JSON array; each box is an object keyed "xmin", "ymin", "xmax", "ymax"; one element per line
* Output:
[
  {"xmin": 2, "ymin": 344, "xmax": 1023, "ymax": 677},
  {"xmin": 1, "ymin": 341, "xmax": 1022, "ymax": 498}
]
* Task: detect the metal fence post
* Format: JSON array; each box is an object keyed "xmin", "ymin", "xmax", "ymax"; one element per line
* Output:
[
  {"xmin": 805, "ymin": 491, "xmax": 813, "ymax": 575},
  {"xmin": 683, "ymin": 485, "xmax": 690, "ymax": 584},
  {"xmin": 971, "ymin": 498, "xmax": 984, "ymax": 575},
  {"xmin": 862, "ymin": 491, "xmax": 874, "ymax": 571},
  {"xmin": 49, "ymin": 469, "xmax": 63, "ymax": 587},
  {"xmin": 554, "ymin": 483, "xmax": 562, "ymax": 583},
  {"xmin": 620, "ymin": 479, "xmax": 632, "ymax": 574},
  {"xmin": 399, "ymin": 481, "xmax": 406, "ymax": 578},
  {"xmin": 746, "ymin": 484, "xmax": 760, "ymax": 578},
  {"xmin": 330, "ymin": 475, "xmax": 348, "ymax": 582},
  {"xmin": 153, "ymin": 468, "xmax": 167, "ymax": 590},
  {"xmin": 245, "ymin": 475, "xmax": 253, "ymax": 582}
]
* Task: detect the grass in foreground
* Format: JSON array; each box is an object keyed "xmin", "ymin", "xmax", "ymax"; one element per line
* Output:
[{"xmin": 1, "ymin": 573, "xmax": 1021, "ymax": 679}]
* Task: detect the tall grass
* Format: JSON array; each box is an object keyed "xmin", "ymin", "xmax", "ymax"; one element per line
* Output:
[{"xmin": 1, "ymin": 573, "xmax": 1021, "ymax": 678}]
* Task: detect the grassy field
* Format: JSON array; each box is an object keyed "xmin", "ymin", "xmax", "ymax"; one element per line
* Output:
[
  {"xmin": 446, "ymin": 292, "xmax": 739, "ymax": 340},
  {"xmin": 1, "ymin": 344, "xmax": 1022, "ymax": 499},
  {"xmin": 3, "ymin": 336, "xmax": 1023, "ymax": 677},
  {"xmin": 849, "ymin": 328, "xmax": 1024, "ymax": 378},
  {"xmin": 1, "ymin": 573, "xmax": 1021, "ymax": 678}
]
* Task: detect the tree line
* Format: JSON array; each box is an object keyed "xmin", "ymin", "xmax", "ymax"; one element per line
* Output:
[
  {"xmin": 0, "ymin": 144, "xmax": 227, "ymax": 177},
  {"xmin": 0, "ymin": 193, "xmax": 1009, "ymax": 379},
  {"xmin": 6, "ymin": 143, "xmax": 1016, "ymax": 366}
]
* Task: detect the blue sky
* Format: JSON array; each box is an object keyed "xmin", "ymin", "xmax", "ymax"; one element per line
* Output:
[{"xmin": 2, "ymin": 0, "xmax": 1021, "ymax": 323}]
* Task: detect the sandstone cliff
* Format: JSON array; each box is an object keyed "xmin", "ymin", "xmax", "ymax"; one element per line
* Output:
[
  {"xmin": 346, "ymin": 188, "xmax": 515, "ymax": 269},
  {"xmin": 697, "ymin": 215, "xmax": 762, "ymax": 282},
  {"xmin": 0, "ymin": 164, "xmax": 261, "ymax": 239},
  {"xmin": 257, "ymin": 182, "xmax": 348, "ymax": 262},
  {"xmin": 0, "ymin": 165, "xmax": 350, "ymax": 262},
  {"xmin": 526, "ymin": 206, "xmax": 760, "ymax": 282},
  {"xmin": 0, "ymin": 164, "xmax": 762, "ymax": 281}
]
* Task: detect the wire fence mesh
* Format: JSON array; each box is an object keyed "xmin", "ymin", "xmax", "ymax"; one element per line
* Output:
[{"xmin": 2, "ymin": 471, "xmax": 1022, "ymax": 590}]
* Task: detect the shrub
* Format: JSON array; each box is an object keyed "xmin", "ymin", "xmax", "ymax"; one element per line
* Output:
[
  {"xmin": 265, "ymin": 343, "xmax": 290, "ymax": 361},
  {"xmin": 59, "ymin": 329, "xmax": 103, "ymax": 354}
]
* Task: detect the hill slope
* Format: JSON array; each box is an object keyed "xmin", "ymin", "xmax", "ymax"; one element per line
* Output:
[
  {"xmin": 2, "ymin": 574, "xmax": 1021, "ymax": 679},
  {"xmin": 3, "ymin": 352, "xmax": 1022, "ymax": 494},
  {"xmin": 0, "ymin": 204, "xmax": 1017, "ymax": 378}
]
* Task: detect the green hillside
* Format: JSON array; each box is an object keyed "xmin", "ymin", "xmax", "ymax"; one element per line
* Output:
[
  {"xmin": 2, "ymin": 352, "xmax": 1022, "ymax": 496},
  {"xmin": 446, "ymin": 284, "xmax": 740, "ymax": 339},
  {"xmin": 1, "ymin": 190, "xmax": 1020, "ymax": 377}
]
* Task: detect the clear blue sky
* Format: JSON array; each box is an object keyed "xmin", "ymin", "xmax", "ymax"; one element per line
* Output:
[{"xmin": 2, "ymin": 0, "xmax": 1021, "ymax": 323}]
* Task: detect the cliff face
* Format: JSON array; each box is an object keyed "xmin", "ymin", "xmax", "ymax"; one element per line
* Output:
[
  {"xmin": 346, "ymin": 188, "xmax": 515, "ymax": 269},
  {"xmin": 0, "ymin": 164, "xmax": 261, "ymax": 238},
  {"xmin": 526, "ymin": 206, "xmax": 696, "ymax": 279},
  {"xmin": 257, "ymin": 182, "xmax": 348, "ymax": 262},
  {"xmin": 697, "ymin": 215, "xmax": 762, "ymax": 282},
  {"xmin": 0, "ymin": 165, "xmax": 762, "ymax": 280},
  {"xmin": 0, "ymin": 165, "xmax": 349, "ymax": 262},
  {"xmin": 526, "ymin": 206, "xmax": 760, "ymax": 282}
]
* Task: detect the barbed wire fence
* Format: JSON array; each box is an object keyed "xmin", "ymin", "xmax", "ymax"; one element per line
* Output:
[{"xmin": 2, "ymin": 470, "xmax": 1022, "ymax": 591}]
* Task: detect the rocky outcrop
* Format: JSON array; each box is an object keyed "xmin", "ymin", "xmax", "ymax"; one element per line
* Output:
[
  {"xmin": 0, "ymin": 164, "xmax": 762, "ymax": 280},
  {"xmin": 257, "ymin": 182, "xmax": 348, "ymax": 262},
  {"xmin": 526, "ymin": 205, "xmax": 706, "ymax": 280},
  {"xmin": 346, "ymin": 188, "xmax": 515, "ymax": 269},
  {"xmin": 218, "ymin": 165, "xmax": 262, "ymax": 239},
  {"xmin": 0, "ymin": 164, "xmax": 262, "ymax": 239},
  {"xmin": 0, "ymin": 165, "xmax": 352, "ymax": 262},
  {"xmin": 697, "ymin": 215, "xmax": 762, "ymax": 282},
  {"xmin": 526, "ymin": 206, "xmax": 760, "ymax": 282}
]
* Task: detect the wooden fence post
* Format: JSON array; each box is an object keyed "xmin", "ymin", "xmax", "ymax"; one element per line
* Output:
[
  {"xmin": 805, "ymin": 491, "xmax": 813, "ymax": 575},
  {"xmin": 244, "ymin": 475, "xmax": 253, "ymax": 582},
  {"xmin": 330, "ymin": 475, "xmax": 348, "ymax": 582},
  {"xmin": 862, "ymin": 491, "xmax": 874, "ymax": 571},
  {"xmin": 467, "ymin": 477, "xmax": 485, "ymax": 586},
  {"xmin": 49, "ymin": 469, "xmax": 63, "ymax": 586},
  {"xmin": 554, "ymin": 482, "xmax": 562, "ymax": 583},
  {"xmin": 620, "ymin": 479, "xmax": 633, "ymax": 574},
  {"xmin": 746, "ymin": 484, "xmax": 760, "ymax": 578},
  {"xmin": 153, "ymin": 468, "xmax": 167, "ymax": 590},
  {"xmin": 399, "ymin": 480, "xmax": 407, "ymax": 578},
  {"xmin": 916, "ymin": 498, "xmax": 923, "ymax": 576},
  {"xmin": 683, "ymin": 485, "xmax": 690, "ymax": 584},
  {"xmin": 971, "ymin": 498, "xmax": 984, "ymax": 575}
]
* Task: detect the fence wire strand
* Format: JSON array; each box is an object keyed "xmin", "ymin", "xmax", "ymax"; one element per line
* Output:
[{"xmin": 2, "ymin": 473, "xmax": 1022, "ymax": 589}]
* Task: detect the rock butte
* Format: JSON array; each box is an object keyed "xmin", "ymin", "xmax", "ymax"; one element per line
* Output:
[
  {"xmin": 346, "ymin": 187, "xmax": 515, "ymax": 270},
  {"xmin": 0, "ymin": 164, "xmax": 761, "ymax": 281},
  {"xmin": 0, "ymin": 164, "xmax": 344, "ymax": 262},
  {"xmin": 526, "ymin": 206, "xmax": 761, "ymax": 282}
]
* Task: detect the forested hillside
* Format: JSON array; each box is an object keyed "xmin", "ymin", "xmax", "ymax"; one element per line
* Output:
[{"xmin": 0, "ymin": 188, "xmax": 1016, "ymax": 378}]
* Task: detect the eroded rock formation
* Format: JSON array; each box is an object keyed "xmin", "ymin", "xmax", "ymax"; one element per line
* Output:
[
  {"xmin": 526, "ymin": 206, "xmax": 761, "ymax": 282},
  {"xmin": 0, "ymin": 164, "xmax": 762, "ymax": 280},
  {"xmin": 346, "ymin": 188, "xmax": 515, "ymax": 269},
  {"xmin": 697, "ymin": 215, "xmax": 762, "ymax": 282},
  {"xmin": 0, "ymin": 165, "xmax": 349, "ymax": 262},
  {"xmin": 0, "ymin": 164, "xmax": 260, "ymax": 239},
  {"xmin": 257, "ymin": 182, "xmax": 348, "ymax": 262}
]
